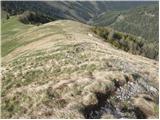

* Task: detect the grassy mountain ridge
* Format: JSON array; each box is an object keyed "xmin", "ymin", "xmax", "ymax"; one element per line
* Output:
[
  {"xmin": 1, "ymin": 1, "xmax": 159, "ymax": 119},
  {"xmin": 1, "ymin": 19, "xmax": 158, "ymax": 119},
  {"xmin": 2, "ymin": 1, "xmax": 158, "ymax": 55}
]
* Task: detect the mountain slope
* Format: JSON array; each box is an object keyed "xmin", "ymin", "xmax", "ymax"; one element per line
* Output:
[
  {"xmin": 92, "ymin": 4, "xmax": 158, "ymax": 43},
  {"xmin": 1, "ymin": 16, "xmax": 34, "ymax": 57},
  {"xmin": 91, "ymin": 26, "xmax": 158, "ymax": 60},
  {"xmin": 2, "ymin": 1, "xmax": 156, "ymax": 23},
  {"xmin": 1, "ymin": 2, "xmax": 158, "ymax": 60},
  {"xmin": 1, "ymin": 20, "xmax": 159, "ymax": 119}
]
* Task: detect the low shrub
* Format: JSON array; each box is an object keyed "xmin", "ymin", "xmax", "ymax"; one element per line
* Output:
[
  {"xmin": 91, "ymin": 26, "xmax": 158, "ymax": 60},
  {"xmin": 18, "ymin": 11, "xmax": 55, "ymax": 25}
]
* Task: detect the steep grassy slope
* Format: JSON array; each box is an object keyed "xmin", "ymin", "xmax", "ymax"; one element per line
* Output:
[
  {"xmin": 1, "ymin": 20, "xmax": 159, "ymax": 119},
  {"xmin": 1, "ymin": 16, "xmax": 33, "ymax": 56}
]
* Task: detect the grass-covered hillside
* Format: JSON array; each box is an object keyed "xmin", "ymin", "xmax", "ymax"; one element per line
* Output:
[
  {"xmin": 1, "ymin": 12, "xmax": 57, "ymax": 57},
  {"xmin": 1, "ymin": 16, "xmax": 33, "ymax": 57},
  {"xmin": 92, "ymin": 4, "xmax": 159, "ymax": 49},
  {"xmin": 1, "ymin": 1, "xmax": 159, "ymax": 119},
  {"xmin": 1, "ymin": 17, "xmax": 159, "ymax": 119}
]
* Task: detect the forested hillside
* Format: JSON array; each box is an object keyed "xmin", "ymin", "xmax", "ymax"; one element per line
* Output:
[
  {"xmin": 1, "ymin": 1, "xmax": 156, "ymax": 23},
  {"xmin": 92, "ymin": 27, "xmax": 158, "ymax": 60},
  {"xmin": 92, "ymin": 4, "xmax": 158, "ymax": 43}
]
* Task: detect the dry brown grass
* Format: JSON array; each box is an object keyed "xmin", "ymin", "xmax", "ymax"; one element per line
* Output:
[{"xmin": 1, "ymin": 20, "xmax": 158, "ymax": 119}]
